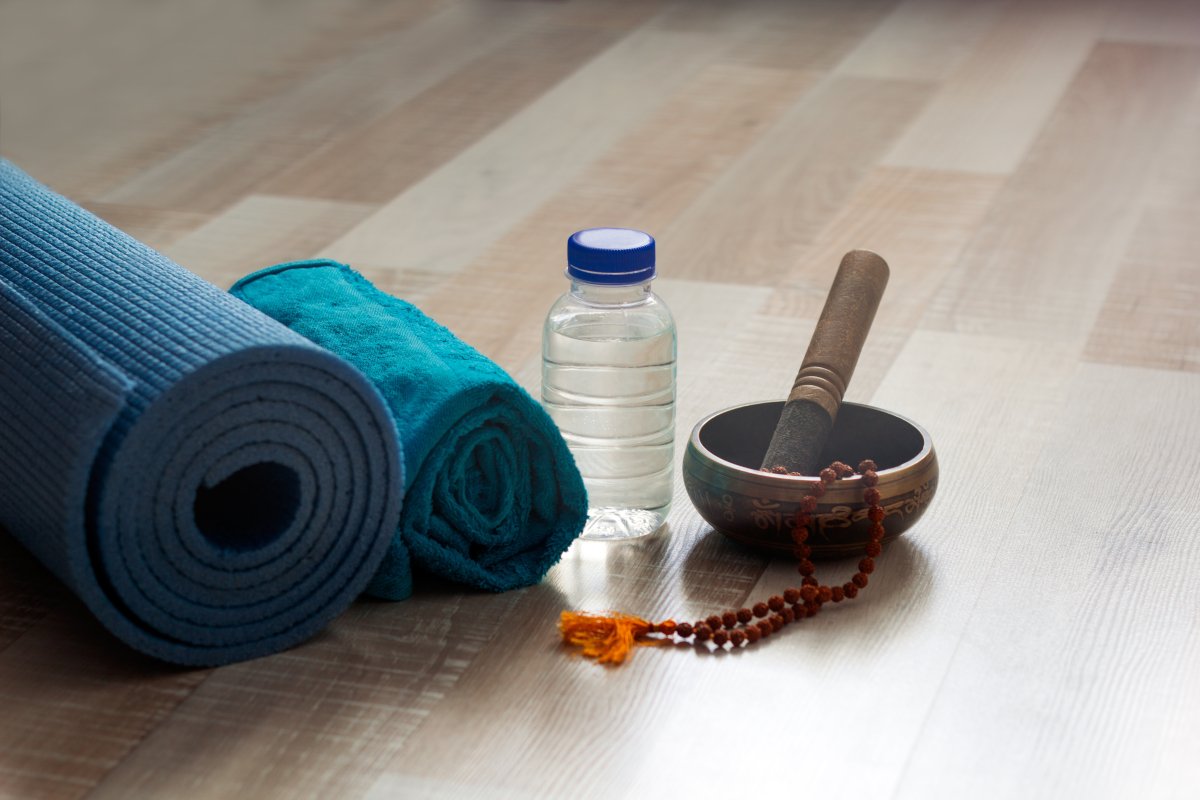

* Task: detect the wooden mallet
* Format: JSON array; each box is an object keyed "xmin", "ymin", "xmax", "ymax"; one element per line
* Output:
[{"xmin": 760, "ymin": 250, "xmax": 889, "ymax": 476}]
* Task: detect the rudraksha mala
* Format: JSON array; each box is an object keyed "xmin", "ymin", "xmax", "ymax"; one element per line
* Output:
[{"xmin": 560, "ymin": 459, "xmax": 886, "ymax": 665}]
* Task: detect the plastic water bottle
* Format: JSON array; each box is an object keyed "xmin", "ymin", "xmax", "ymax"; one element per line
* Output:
[{"xmin": 542, "ymin": 228, "xmax": 677, "ymax": 540}]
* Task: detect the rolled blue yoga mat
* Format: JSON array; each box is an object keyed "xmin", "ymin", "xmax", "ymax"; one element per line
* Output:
[
  {"xmin": 231, "ymin": 261, "xmax": 587, "ymax": 601},
  {"xmin": 0, "ymin": 160, "xmax": 403, "ymax": 665}
]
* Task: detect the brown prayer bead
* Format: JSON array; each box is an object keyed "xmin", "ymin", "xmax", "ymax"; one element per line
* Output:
[{"xmin": 657, "ymin": 459, "xmax": 889, "ymax": 658}]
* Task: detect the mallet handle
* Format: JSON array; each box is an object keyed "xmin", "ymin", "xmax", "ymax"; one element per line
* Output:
[{"xmin": 760, "ymin": 250, "xmax": 889, "ymax": 474}]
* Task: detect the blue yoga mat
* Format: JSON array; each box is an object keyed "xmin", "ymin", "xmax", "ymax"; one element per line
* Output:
[{"xmin": 0, "ymin": 160, "xmax": 404, "ymax": 666}]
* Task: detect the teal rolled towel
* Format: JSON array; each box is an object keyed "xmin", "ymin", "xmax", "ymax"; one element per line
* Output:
[{"xmin": 231, "ymin": 260, "xmax": 586, "ymax": 600}]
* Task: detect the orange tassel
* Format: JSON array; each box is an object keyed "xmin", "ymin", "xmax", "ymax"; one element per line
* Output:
[{"xmin": 558, "ymin": 611, "xmax": 664, "ymax": 665}]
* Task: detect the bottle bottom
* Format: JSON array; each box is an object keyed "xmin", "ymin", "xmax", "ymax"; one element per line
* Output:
[{"xmin": 579, "ymin": 506, "xmax": 668, "ymax": 541}]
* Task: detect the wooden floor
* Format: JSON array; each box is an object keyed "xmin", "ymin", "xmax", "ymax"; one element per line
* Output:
[{"xmin": 3, "ymin": 0, "xmax": 1200, "ymax": 797}]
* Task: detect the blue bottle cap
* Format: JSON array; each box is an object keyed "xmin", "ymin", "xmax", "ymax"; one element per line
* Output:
[{"xmin": 567, "ymin": 228, "xmax": 655, "ymax": 285}]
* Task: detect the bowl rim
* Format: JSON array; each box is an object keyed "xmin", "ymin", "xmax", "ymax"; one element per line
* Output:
[{"xmin": 686, "ymin": 399, "xmax": 934, "ymax": 488}]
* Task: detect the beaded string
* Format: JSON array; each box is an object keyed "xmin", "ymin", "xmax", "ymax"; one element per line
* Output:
[{"xmin": 559, "ymin": 459, "xmax": 885, "ymax": 665}]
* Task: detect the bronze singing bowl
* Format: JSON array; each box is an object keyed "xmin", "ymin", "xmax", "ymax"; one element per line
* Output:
[{"xmin": 683, "ymin": 401, "xmax": 937, "ymax": 558}]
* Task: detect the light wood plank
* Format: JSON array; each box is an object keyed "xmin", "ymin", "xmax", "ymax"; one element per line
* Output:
[
  {"xmin": 893, "ymin": 364, "xmax": 1200, "ymax": 799},
  {"xmin": 1083, "ymin": 203, "xmax": 1200, "ymax": 372},
  {"xmin": 922, "ymin": 41, "xmax": 1200, "ymax": 341},
  {"xmin": 765, "ymin": 166, "xmax": 1005, "ymax": 330},
  {"xmin": 664, "ymin": 75, "xmax": 934, "ymax": 285},
  {"xmin": 1081, "ymin": 74, "xmax": 1200, "ymax": 371},
  {"xmin": 1143, "ymin": 77, "xmax": 1200, "ymax": 211},
  {"xmin": 666, "ymin": 279, "xmax": 778, "ymax": 422},
  {"xmin": 0, "ymin": 613, "xmax": 207, "ymax": 800},
  {"xmin": 259, "ymin": 5, "xmax": 664, "ymax": 203},
  {"xmin": 721, "ymin": 0, "xmax": 899, "ymax": 71},
  {"xmin": 321, "ymin": 7, "xmax": 778, "ymax": 276},
  {"xmin": 0, "ymin": 0, "xmax": 446, "ymax": 199},
  {"xmin": 836, "ymin": 0, "xmax": 1006, "ymax": 81},
  {"xmin": 883, "ymin": 0, "xmax": 1114, "ymax": 174},
  {"xmin": 1105, "ymin": 0, "xmax": 1200, "ymax": 46},
  {"xmin": 86, "ymin": 594, "xmax": 528, "ymax": 799},
  {"xmin": 162, "ymin": 195, "xmax": 376, "ymax": 288},
  {"xmin": 95, "ymin": 1, "xmax": 536, "ymax": 213}
]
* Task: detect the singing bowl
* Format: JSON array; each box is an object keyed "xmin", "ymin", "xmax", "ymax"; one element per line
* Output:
[{"xmin": 683, "ymin": 401, "xmax": 937, "ymax": 558}]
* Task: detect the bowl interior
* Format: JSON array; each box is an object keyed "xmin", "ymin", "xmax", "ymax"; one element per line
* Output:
[{"xmin": 698, "ymin": 401, "xmax": 925, "ymax": 473}]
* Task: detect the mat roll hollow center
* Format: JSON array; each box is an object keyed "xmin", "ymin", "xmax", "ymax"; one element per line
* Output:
[{"xmin": 193, "ymin": 461, "xmax": 302, "ymax": 551}]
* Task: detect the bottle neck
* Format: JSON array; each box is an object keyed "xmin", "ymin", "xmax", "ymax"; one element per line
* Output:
[{"xmin": 569, "ymin": 278, "xmax": 653, "ymax": 306}]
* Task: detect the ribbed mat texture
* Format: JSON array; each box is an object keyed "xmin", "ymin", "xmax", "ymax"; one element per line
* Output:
[
  {"xmin": 231, "ymin": 260, "xmax": 587, "ymax": 601},
  {"xmin": 0, "ymin": 160, "xmax": 403, "ymax": 666}
]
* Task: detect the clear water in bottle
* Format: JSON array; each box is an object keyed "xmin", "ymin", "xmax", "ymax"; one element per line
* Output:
[{"xmin": 542, "ymin": 229, "xmax": 676, "ymax": 540}]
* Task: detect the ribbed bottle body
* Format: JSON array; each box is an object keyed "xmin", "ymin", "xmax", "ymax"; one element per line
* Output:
[{"xmin": 542, "ymin": 283, "xmax": 675, "ymax": 539}]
